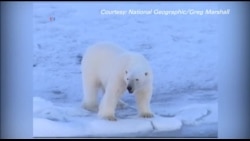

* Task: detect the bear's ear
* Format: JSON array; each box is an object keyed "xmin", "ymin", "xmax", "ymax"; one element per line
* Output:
[
  {"xmin": 145, "ymin": 72, "xmax": 148, "ymax": 76},
  {"xmin": 125, "ymin": 70, "xmax": 128, "ymax": 74}
]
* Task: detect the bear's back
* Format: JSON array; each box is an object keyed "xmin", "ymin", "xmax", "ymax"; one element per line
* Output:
[
  {"xmin": 82, "ymin": 42, "xmax": 127, "ymax": 77},
  {"xmin": 84, "ymin": 42, "xmax": 125, "ymax": 62}
]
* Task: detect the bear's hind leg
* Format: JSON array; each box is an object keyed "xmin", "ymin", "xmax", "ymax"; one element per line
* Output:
[{"xmin": 82, "ymin": 80, "xmax": 99, "ymax": 112}]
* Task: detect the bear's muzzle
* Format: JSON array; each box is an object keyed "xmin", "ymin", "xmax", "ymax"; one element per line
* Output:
[{"xmin": 127, "ymin": 86, "xmax": 134, "ymax": 94}]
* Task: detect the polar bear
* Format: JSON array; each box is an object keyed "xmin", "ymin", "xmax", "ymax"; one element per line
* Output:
[{"xmin": 81, "ymin": 42, "xmax": 154, "ymax": 121}]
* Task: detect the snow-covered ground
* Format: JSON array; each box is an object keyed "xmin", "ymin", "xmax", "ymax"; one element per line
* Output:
[{"xmin": 33, "ymin": 2, "xmax": 218, "ymax": 138}]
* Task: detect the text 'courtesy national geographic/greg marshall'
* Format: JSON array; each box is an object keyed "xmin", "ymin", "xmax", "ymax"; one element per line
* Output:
[{"xmin": 100, "ymin": 9, "xmax": 230, "ymax": 16}]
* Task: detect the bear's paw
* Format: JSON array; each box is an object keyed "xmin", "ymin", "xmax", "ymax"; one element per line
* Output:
[{"xmin": 140, "ymin": 112, "xmax": 154, "ymax": 118}]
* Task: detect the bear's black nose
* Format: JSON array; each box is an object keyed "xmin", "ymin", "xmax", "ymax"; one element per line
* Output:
[
  {"xmin": 127, "ymin": 86, "xmax": 133, "ymax": 93},
  {"xmin": 127, "ymin": 86, "xmax": 132, "ymax": 91}
]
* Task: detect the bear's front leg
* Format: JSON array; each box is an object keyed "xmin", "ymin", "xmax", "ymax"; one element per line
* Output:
[
  {"xmin": 98, "ymin": 87, "xmax": 121, "ymax": 121},
  {"xmin": 134, "ymin": 86, "xmax": 154, "ymax": 118}
]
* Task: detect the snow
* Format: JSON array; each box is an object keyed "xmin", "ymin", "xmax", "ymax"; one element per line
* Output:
[
  {"xmin": 33, "ymin": 2, "xmax": 218, "ymax": 138},
  {"xmin": 33, "ymin": 97, "xmax": 182, "ymax": 137}
]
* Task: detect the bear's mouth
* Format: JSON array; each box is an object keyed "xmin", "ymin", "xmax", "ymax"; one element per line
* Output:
[{"xmin": 128, "ymin": 90, "xmax": 134, "ymax": 94}]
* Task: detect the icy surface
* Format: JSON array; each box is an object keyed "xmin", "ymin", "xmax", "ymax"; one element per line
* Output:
[{"xmin": 33, "ymin": 2, "xmax": 218, "ymax": 138}]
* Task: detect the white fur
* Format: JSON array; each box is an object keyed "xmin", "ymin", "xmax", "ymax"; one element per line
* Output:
[{"xmin": 81, "ymin": 42, "xmax": 153, "ymax": 121}]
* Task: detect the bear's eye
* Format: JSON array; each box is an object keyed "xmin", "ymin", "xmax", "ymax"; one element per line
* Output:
[
  {"xmin": 125, "ymin": 70, "xmax": 128, "ymax": 74},
  {"xmin": 136, "ymin": 78, "xmax": 139, "ymax": 81},
  {"xmin": 127, "ymin": 78, "xmax": 129, "ymax": 80},
  {"xmin": 145, "ymin": 72, "xmax": 148, "ymax": 76}
]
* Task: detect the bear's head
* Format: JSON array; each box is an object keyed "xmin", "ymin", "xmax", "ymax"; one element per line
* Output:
[{"xmin": 124, "ymin": 68, "xmax": 150, "ymax": 94}]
